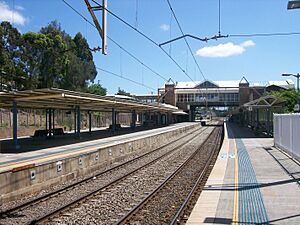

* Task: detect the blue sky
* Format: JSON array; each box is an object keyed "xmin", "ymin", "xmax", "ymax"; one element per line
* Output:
[{"xmin": 1, "ymin": 0, "xmax": 300, "ymax": 94}]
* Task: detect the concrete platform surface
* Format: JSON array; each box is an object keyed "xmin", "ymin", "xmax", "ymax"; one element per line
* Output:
[
  {"xmin": 187, "ymin": 122, "xmax": 300, "ymax": 225},
  {"xmin": 0, "ymin": 122, "xmax": 197, "ymax": 173}
]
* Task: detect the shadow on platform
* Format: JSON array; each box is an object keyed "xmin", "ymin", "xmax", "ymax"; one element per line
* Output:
[
  {"xmin": 0, "ymin": 125, "xmax": 165, "ymax": 154},
  {"xmin": 227, "ymin": 122, "xmax": 271, "ymax": 139},
  {"xmin": 204, "ymin": 214, "xmax": 300, "ymax": 224},
  {"xmin": 203, "ymin": 217, "xmax": 232, "ymax": 224},
  {"xmin": 203, "ymin": 177, "xmax": 300, "ymax": 191}
]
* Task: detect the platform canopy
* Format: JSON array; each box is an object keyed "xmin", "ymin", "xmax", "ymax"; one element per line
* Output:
[
  {"xmin": 0, "ymin": 88, "xmax": 178, "ymax": 113},
  {"xmin": 243, "ymin": 95, "xmax": 285, "ymax": 109}
]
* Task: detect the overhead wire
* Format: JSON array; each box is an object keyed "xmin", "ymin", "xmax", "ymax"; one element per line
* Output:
[
  {"xmin": 61, "ymin": 0, "xmax": 168, "ymax": 90},
  {"xmin": 166, "ymin": 0, "xmax": 208, "ymax": 109},
  {"xmin": 229, "ymin": 32, "xmax": 300, "ymax": 38},
  {"xmin": 96, "ymin": 67, "xmax": 156, "ymax": 91},
  {"xmin": 90, "ymin": 0, "xmax": 196, "ymax": 83},
  {"xmin": 166, "ymin": 0, "xmax": 205, "ymax": 81}
]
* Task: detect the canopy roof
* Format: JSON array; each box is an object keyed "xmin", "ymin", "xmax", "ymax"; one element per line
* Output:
[
  {"xmin": 0, "ymin": 88, "xmax": 178, "ymax": 113},
  {"xmin": 243, "ymin": 95, "xmax": 285, "ymax": 108}
]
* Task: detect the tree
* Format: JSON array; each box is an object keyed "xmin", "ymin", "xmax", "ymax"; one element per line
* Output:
[
  {"xmin": 266, "ymin": 89, "xmax": 300, "ymax": 112},
  {"xmin": 23, "ymin": 21, "xmax": 97, "ymax": 90},
  {"xmin": 87, "ymin": 83, "xmax": 107, "ymax": 96},
  {"xmin": 67, "ymin": 32, "xmax": 97, "ymax": 90},
  {"xmin": 116, "ymin": 87, "xmax": 131, "ymax": 97},
  {"xmin": 23, "ymin": 31, "xmax": 66, "ymax": 88},
  {"xmin": 1, "ymin": 21, "xmax": 101, "ymax": 92},
  {"xmin": 0, "ymin": 21, "xmax": 27, "ymax": 90}
]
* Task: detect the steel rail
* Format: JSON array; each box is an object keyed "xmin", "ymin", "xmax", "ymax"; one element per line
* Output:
[
  {"xmin": 169, "ymin": 126, "xmax": 223, "ymax": 225},
  {"xmin": 24, "ymin": 126, "xmax": 209, "ymax": 225},
  {"xmin": 115, "ymin": 126, "xmax": 222, "ymax": 225},
  {"xmin": 0, "ymin": 125, "xmax": 203, "ymax": 217}
]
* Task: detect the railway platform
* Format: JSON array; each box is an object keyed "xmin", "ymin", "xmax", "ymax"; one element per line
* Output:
[
  {"xmin": 187, "ymin": 121, "xmax": 300, "ymax": 225},
  {"xmin": 0, "ymin": 123, "xmax": 196, "ymax": 171},
  {"xmin": 0, "ymin": 122, "xmax": 200, "ymax": 202}
]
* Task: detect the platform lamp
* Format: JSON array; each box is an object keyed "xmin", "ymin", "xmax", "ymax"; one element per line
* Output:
[
  {"xmin": 282, "ymin": 73, "xmax": 300, "ymax": 91},
  {"xmin": 287, "ymin": 0, "xmax": 300, "ymax": 9}
]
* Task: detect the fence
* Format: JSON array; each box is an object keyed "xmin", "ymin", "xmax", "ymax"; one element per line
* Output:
[
  {"xmin": 0, "ymin": 109, "xmax": 131, "ymax": 139},
  {"xmin": 273, "ymin": 113, "xmax": 300, "ymax": 161}
]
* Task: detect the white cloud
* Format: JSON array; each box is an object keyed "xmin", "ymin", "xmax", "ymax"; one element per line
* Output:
[
  {"xmin": 240, "ymin": 40, "xmax": 255, "ymax": 47},
  {"xmin": 0, "ymin": 1, "xmax": 26, "ymax": 25},
  {"xmin": 196, "ymin": 40, "xmax": 255, "ymax": 58},
  {"xmin": 160, "ymin": 24, "xmax": 170, "ymax": 31}
]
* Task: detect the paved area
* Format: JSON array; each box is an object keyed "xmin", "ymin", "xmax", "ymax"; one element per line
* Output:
[
  {"xmin": 0, "ymin": 125, "xmax": 160, "ymax": 153},
  {"xmin": 0, "ymin": 122, "xmax": 197, "ymax": 173},
  {"xmin": 187, "ymin": 122, "xmax": 300, "ymax": 225}
]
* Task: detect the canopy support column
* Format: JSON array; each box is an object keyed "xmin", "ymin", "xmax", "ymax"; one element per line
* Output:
[
  {"xmin": 74, "ymin": 109, "xmax": 77, "ymax": 135},
  {"xmin": 131, "ymin": 110, "xmax": 136, "ymax": 129},
  {"xmin": 111, "ymin": 108, "xmax": 116, "ymax": 132},
  {"xmin": 12, "ymin": 100, "xmax": 19, "ymax": 149},
  {"xmin": 256, "ymin": 108, "xmax": 259, "ymax": 130},
  {"xmin": 157, "ymin": 112, "xmax": 161, "ymax": 126},
  {"xmin": 89, "ymin": 111, "xmax": 92, "ymax": 134},
  {"xmin": 48, "ymin": 108, "xmax": 52, "ymax": 137},
  {"xmin": 266, "ymin": 108, "xmax": 270, "ymax": 135},
  {"xmin": 52, "ymin": 109, "xmax": 55, "ymax": 130},
  {"xmin": 76, "ymin": 106, "xmax": 81, "ymax": 139},
  {"xmin": 45, "ymin": 109, "xmax": 48, "ymax": 130}
]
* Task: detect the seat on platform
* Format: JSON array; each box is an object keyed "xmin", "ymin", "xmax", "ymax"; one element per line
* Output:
[
  {"xmin": 52, "ymin": 128, "xmax": 64, "ymax": 136},
  {"xmin": 33, "ymin": 129, "xmax": 48, "ymax": 137}
]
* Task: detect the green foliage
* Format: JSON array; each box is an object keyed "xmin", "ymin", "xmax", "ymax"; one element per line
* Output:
[
  {"xmin": 266, "ymin": 89, "xmax": 300, "ymax": 112},
  {"xmin": 0, "ymin": 21, "xmax": 100, "ymax": 92},
  {"xmin": 116, "ymin": 87, "xmax": 131, "ymax": 97},
  {"xmin": 0, "ymin": 21, "xmax": 27, "ymax": 90},
  {"xmin": 87, "ymin": 83, "xmax": 107, "ymax": 96}
]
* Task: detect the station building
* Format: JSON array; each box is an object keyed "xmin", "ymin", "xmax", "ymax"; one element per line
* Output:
[{"xmin": 136, "ymin": 77, "xmax": 294, "ymax": 121}]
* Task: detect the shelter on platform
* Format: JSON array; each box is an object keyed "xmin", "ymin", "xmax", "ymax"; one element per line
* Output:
[
  {"xmin": 236, "ymin": 95, "xmax": 286, "ymax": 136},
  {"xmin": 0, "ymin": 88, "xmax": 180, "ymax": 149}
]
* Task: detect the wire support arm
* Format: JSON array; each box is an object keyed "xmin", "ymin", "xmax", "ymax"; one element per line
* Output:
[{"xmin": 159, "ymin": 33, "xmax": 229, "ymax": 47}]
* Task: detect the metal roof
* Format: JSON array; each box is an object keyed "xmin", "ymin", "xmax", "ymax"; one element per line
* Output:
[
  {"xmin": 0, "ymin": 88, "xmax": 178, "ymax": 113},
  {"xmin": 162, "ymin": 79, "xmax": 295, "ymax": 89},
  {"xmin": 243, "ymin": 95, "xmax": 285, "ymax": 108}
]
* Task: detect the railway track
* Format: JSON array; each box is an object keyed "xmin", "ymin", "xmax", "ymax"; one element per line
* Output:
[
  {"xmin": 116, "ymin": 125, "xmax": 223, "ymax": 225},
  {"xmin": 36, "ymin": 125, "xmax": 221, "ymax": 225},
  {"xmin": 0, "ymin": 125, "xmax": 211, "ymax": 225}
]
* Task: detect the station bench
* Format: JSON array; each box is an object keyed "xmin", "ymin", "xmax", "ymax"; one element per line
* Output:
[
  {"xmin": 32, "ymin": 128, "xmax": 65, "ymax": 138},
  {"xmin": 108, "ymin": 124, "xmax": 122, "ymax": 130}
]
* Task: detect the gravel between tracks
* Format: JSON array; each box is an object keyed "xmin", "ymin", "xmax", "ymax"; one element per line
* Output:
[
  {"xmin": 0, "ymin": 126, "xmax": 208, "ymax": 225},
  {"xmin": 125, "ymin": 126, "xmax": 223, "ymax": 225},
  {"xmin": 0, "ymin": 125, "xmax": 200, "ymax": 213},
  {"xmin": 42, "ymin": 127, "xmax": 214, "ymax": 225}
]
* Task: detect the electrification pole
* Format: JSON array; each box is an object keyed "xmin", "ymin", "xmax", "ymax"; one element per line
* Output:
[{"xmin": 84, "ymin": 0, "xmax": 107, "ymax": 55}]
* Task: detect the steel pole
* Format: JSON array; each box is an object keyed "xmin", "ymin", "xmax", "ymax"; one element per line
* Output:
[
  {"xmin": 297, "ymin": 73, "xmax": 299, "ymax": 92},
  {"xmin": 12, "ymin": 100, "xmax": 18, "ymax": 148},
  {"xmin": 76, "ymin": 106, "xmax": 81, "ymax": 139},
  {"xmin": 0, "ymin": 73, "xmax": 2, "ymax": 91}
]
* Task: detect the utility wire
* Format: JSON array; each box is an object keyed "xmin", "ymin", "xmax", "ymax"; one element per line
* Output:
[
  {"xmin": 166, "ymin": 0, "xmax": 205, "ymax": 81},
  {"xmin": 229, "ymin": 32, "xmax": 300, "ymax": 37},
  {"xmin": 61, "ymin": 0, "xmax": 168, "ymax": 84},
  {"xmin": 108, "ymin": 38, "xmax": 167, "ymax": 81},
  {"xmin": 96, "ymin": 67, "xmax": 156, "ymax": 91},
  {"xmin": 90, "ymin": 0, "xmax": 196, "ymax": 83}
]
